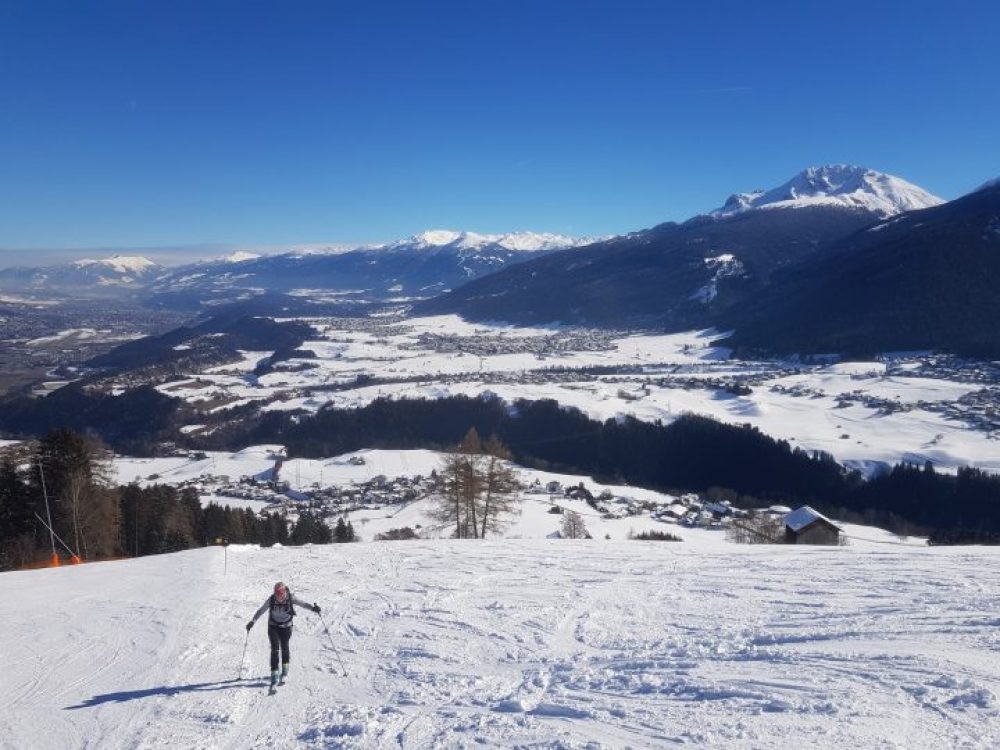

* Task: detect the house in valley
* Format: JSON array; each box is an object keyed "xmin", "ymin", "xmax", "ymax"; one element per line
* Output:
[{"xmin": 784, "ymin": 506, "xmax": 842, "ymax": 545}]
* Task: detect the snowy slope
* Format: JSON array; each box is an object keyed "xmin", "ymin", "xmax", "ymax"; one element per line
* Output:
[
  {"xmin": 712, "ymin": 165, "xmax": 943, "ymax": 218},
  {"xmin": 2, "ymin": 541, "xmax": 999, "ymax": 749}
]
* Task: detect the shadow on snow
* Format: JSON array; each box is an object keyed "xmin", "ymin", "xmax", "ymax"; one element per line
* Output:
[{"xmin": 64, "ymin": 678, "xmax": 267, "ymax": 709}]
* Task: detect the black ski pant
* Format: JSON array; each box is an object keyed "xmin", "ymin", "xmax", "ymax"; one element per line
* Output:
[{"xmin": 267, "ymin": 623, "xmax": 292, "ymax": 671}]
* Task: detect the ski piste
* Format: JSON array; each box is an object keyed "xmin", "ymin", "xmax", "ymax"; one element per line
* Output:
[{"xmin": 6, "ymin": 539, "xmax": 1000, "ymax": 747}]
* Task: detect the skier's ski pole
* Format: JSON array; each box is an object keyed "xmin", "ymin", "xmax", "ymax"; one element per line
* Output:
[
  {"xmin": 318, "ymin": 612, "xmax": 348, "ymax": 677},
  {"xmin": 238, "ymin": 629, "xmax": 250, "ymax": 681}
]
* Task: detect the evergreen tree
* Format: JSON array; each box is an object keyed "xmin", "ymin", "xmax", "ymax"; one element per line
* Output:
[
  {"xmin": 180, "ymin": 488, "xmax": 204, "ymax": 544},
  {"xmin": 290, "ymin": 512, "xmax": 316, "ymax": 545},
  {"xmin": 31, "ymin": 429, "xmax": 120, "ymax": 560},
  {"xmin": 334, "ymin": 516, "xmax": 356, "ymax": 543},
  {"xmin": 260, "ymin": 512, "xmax": 289, "ymax": 546},
  {"xmin": 334, "ymin": 517, "xmax": 348, "ymax": 542},
  {"xmin": 241, "ymin": 507, "xmax": 261, "ymax": 544},
  {"xmin": 0, "ymin": 459, "xmax": 38, "ymax": 569},
  {"xmin": 202, "ymin": 503, "xmax": 229, "ymax": 546},
  {"xmin": 312, "ymin": 516, "xmax": 333, "ymax": 544}
]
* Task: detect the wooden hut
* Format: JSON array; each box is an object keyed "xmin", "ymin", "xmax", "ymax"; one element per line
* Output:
[{"xmin": 784, "ymin": 506, "xmax": 841, "ymax": 545}]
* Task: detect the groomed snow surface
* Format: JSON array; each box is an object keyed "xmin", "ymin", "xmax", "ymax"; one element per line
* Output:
[{"xmin": 3, "ymin": 540, "xmax": 999, "ymax": 749}]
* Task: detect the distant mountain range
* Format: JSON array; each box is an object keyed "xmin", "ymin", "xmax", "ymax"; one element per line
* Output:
[
  {"xmin": 415, "ymin": 165, "xmax": 944, "ymax": 328},
  {"xmin": 0, "ymin": 231, "xmax": 587, "ymax": 306},
  {"xmin": 6, "ymin": 164, "xmax": 998, "ymax": 359},
  {"xmin": 145, "ymin": 230, "xmax": 589, "ymax": 307},
  {"xmin": 0, "ymin": 255, "xmax": 164, "ymax": 293}
]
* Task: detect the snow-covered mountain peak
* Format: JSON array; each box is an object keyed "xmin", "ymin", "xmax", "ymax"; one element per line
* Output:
[
  {"xmin": 72, "ymin": 255, "xmax": 159, "ymax": 275},
  {"xmin": 400, "ymin": 229, "xmax": 586, "ymax": 253},
  {"xmin": 410, "ymin": 229, "xmax": 465, "ymax": 248},
  {"xmin": 220, "ymin": 250, "xmax": 261, "ymax": 263},
  {"xmin": 712, "ymin": 165, "xmax": 943, "ymax": 218}
]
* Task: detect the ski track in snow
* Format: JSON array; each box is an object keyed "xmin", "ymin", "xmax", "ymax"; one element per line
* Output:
[{"xmin": 3, "ymin": 542, "xmax": 1000, "ymax": 749}]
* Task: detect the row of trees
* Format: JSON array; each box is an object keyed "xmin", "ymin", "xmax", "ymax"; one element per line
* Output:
[{"xmin": 120, "ymin": 484, "xmax": 338, "ymax": 555}]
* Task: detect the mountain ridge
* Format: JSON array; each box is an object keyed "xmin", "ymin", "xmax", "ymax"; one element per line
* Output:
[{"xmin": 415, "ymin": 166, "xmax": 935, "ymax": 327}]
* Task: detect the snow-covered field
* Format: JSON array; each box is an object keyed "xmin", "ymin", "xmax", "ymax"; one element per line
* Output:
[
  {"xmin": 3, "ymin": 540, "xmax": 999, "ymax": 749},
  {"xmin": 149, "ymin": 315, "xmax": 1000, "ymax": 476}
]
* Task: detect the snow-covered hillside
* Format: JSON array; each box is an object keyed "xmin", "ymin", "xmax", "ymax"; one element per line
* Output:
[
  {"xmin": 712, "ymin": 165, "xmax": 943, "ymax": 218},
  {"xmin": 3, "ymin": 540, "xmax": 998, "ymax": 749},
  {"xmin": 148, "ymin": 316, "xmax": 1000, "ymax": 477}
]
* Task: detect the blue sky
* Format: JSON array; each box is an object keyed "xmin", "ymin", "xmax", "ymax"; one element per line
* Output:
[{"xmin": 1, "ymin": 0, "xmax": 998, "ymax": 258}]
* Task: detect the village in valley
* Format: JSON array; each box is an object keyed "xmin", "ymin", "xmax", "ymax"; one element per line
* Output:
[{"xmin": 108, "ymin": 442, "xmax": 849, "ymax": 548}]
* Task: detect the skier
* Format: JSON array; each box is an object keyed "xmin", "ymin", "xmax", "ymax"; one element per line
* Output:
[{"xmin": 246, "ymin": 581, "xmax": 321, "ymax": 689}]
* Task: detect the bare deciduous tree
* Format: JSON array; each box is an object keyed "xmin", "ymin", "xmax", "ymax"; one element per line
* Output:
[
  {"xmin": 478, "ymin": 436, "xmax": 520, "ymax": 539},
  {"xmin": 431, "ymin": 429, "xmax": 520, "ymax": 539},
  {"xmin": 726, "ymin": 513, "xmax": 785, "ymax": 544},
  {"xmin": 561, "ymin": 510, "xmax": 589, "ymax": 539}
]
